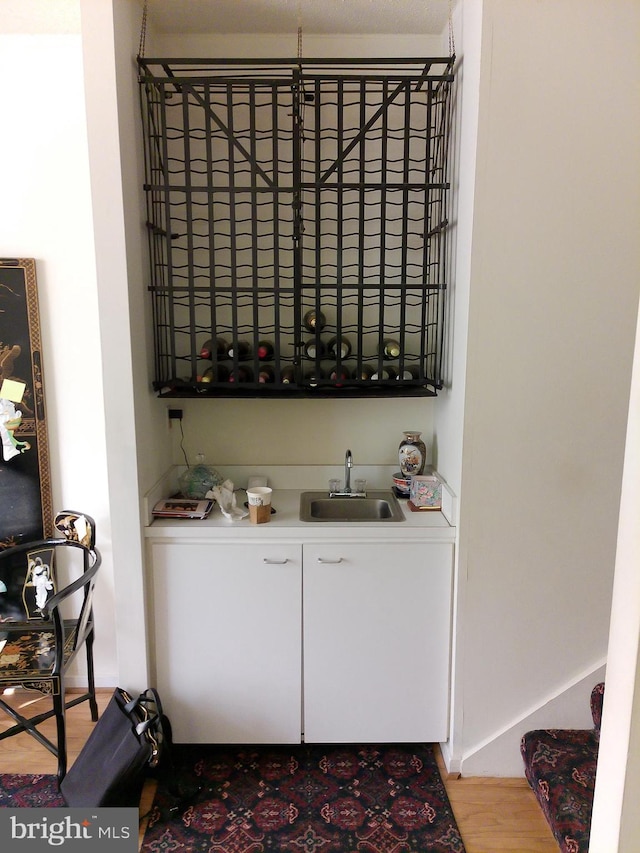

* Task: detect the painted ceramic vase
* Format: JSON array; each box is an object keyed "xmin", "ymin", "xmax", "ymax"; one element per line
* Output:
[{"xmin": 398, "ymin": 431, "xmax": 426, "ymax": 477}]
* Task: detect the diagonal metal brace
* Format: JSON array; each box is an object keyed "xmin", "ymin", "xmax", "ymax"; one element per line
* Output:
[
  {"xmin": 318, "ymin": 78, "xmax": 408, "ymax": 185},
  {"xmin": 181, "ymin": 82, "xmax": 276, "ymax": 189}
]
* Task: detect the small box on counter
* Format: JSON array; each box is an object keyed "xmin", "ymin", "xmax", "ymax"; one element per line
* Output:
[{"xmin": 408, "ymin": 474, "xmax": 442, "ymax": 511}]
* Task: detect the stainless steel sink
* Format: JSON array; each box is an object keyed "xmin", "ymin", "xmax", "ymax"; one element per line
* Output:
[{"xmin": 299, "ymin": 491, "xmax": 405, "ymax": 522}]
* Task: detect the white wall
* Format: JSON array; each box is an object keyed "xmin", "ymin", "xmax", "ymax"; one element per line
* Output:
[
  {"xmin": 590, "ymin": 296, "xmax": 640, "ymax": 851},
  {"xmin": 435, "ymin": 0, "xmax": 482, "ymax": 772},
  {"xmin": 113, "ymin": 0, "xmax": 169, "ymax": 494},
  {"xmin": 0, "ymin": 30, "xmax": 118, "ymax": 685},
  {"xmin": 453, "ymin": 0, "xmax": 640, "ymax": 775},
  {"xmin": 78, "ymin": 0, "xmax": 163, "ymax": 690}
]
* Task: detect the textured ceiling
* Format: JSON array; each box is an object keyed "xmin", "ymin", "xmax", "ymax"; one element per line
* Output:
[
  {"xmin": 1, "ymin": 0, "xmax": 80, "ymax": 33},
  {"xmin": 0, "ymin": 1, "xmax": 452, "ymax": 37},
  {"xmin": 146, "ymin": 0, "xmax": 452, "ymax": 35}
]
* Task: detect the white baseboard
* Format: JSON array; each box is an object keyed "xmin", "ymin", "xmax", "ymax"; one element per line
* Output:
[
  {"xmin": 460, "ymin": 660, "xmax": 606, "ymax": 777},
  {"xmin": 64, "ymin": 674, "xmax": 119, "ymax": 690},
  {"xmin": 438, "ymin": 739, "xmax": 462, "ymax": 776}
]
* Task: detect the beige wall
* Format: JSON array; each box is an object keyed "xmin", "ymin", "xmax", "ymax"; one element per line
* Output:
[
  {"xmin": 167, "ymin": 398, "xmax": 436, "ymax": 470},
  {"xmin": 453, "ymin": 0, "xmax": 640, "ymax": 774}
]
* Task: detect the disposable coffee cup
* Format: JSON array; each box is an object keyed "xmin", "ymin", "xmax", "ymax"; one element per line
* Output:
[{"xmin": 247, "ymin": 486, "xmax": 272, "ymax": 524}]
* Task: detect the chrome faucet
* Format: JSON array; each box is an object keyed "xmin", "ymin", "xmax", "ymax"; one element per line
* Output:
[
  {"xmin": 329, "ymin": 449, "xmax": 366, "ymax": 497},
  {"xmin": 344, "ymin": 449, "xmax": 353, "ymax": 494}
]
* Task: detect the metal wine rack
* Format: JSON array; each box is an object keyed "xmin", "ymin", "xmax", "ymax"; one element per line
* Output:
[{"xmin": 138, "ymin": 56, "xmax": 455, "ymax": 397}]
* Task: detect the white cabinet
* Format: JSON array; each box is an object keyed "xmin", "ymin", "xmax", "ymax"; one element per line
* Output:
[
  {"xmin": 147, "ymin": 537, "xmax": 452, "ymax": 744},
  {"xmin": 303, "ymin": 542, "xmax": 453, "ymax": 743},
  {"xmin": 149, "ymin": 542, "xmax": 302, "ymax": 743}
]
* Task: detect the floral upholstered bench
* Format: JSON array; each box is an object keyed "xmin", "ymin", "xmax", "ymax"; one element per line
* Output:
[{"xmin": 520, "ymin": 683, "xmax": 604, "ymax": 853}]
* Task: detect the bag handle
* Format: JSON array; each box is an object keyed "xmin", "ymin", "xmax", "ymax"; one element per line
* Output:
[{"xmin": 121, "ymin": 689, "xmax": 165, "ymax": 766}]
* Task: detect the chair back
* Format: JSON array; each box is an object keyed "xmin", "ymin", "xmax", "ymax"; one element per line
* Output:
[
  {"xmin": 0, "ymin": 511, "xmax": 99, "ymax": 650},
  {"xmin": 54, "ymin": 510, "xmax": 96, "ymax": 550},
  {"xmin": 0, "ymin": 542, "xmax": 58, "ymax": 623}
]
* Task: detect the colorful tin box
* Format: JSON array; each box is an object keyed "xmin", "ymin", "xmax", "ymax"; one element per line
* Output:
[{"xmin": 409, "ymin": 474, "xmax": 442, "ymax": 509}]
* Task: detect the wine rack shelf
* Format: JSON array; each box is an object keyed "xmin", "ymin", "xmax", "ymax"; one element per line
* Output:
[{"xmin": 138, "ymin": 56, "xmax": 455, "ymax": 398}]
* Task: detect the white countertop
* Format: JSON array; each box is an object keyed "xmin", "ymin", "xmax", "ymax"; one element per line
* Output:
[{"xmin": 145, "ymin": 487, "xmax": 455, "ymax": 543}]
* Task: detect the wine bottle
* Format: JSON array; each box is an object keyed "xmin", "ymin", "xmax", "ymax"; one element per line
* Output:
[
  {"xmin": 228, "ymin": 365, "xmax": 254, "ymax": 382},
  {"xmin": 257, "ymin": 340, "xmax": 275, "ymax": 361},
  {"xmin": 329, "ymin": 366, "xmax": 350, "ymax": 386},
  {"xmin": 352, "ymin": 364, "xmax": 375, "ymax": 380},
  {"xmin": 303, "ymin": 309, "xmax": 327, "ymax": 332},
  {"xmin": 304, "ymin": 339, "xmax": 325, "ymax": 359},
  {"xmin": 327, "ymin": 336, "xmax": 352, "ymax": 359},
  {"xmin": 258, "ymin": 365, "xmax": 276, "ymax": 383},
  {"xmin": 371, "ymin": 366, "xmax": 397, "ymax": 380},
  {"xmin": 200, "ymin": 337, "xmax": 229, "ymax": 360},
  {"xmin": 198, "ymin": 364, "xmax": 230, "ymax": 383},
  {"xmin": 303, "ymin": 368, "xmax": 324, "ymax": 387},
  {"xmin": 227, "ymin": 340, "xmax": 251, "ymax": 360},
  {"xmin": 397, "ymin": 367, "xmax": 420, "ymax": 380},
  {"xmin": 380, "ymin": 338, "xmax": 401, "ymax": 359},
  {"xmin": 280, "ymin": 366, "xmax": 297, "ymax": 384}
]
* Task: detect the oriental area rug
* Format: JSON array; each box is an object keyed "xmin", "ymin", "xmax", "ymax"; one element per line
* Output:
[
  {"xmin": 0, "ymin": 774, "xmax": 62, "ymax": 807},
  {"xmin": 0, "ymin": 743, "xmax": 466, "ymax": 852},
  {"xmin": 140, "ymin": 742, "xmax": 466, "ymax": 852}
]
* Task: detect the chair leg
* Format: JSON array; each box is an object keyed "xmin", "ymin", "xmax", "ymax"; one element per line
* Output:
[
  {"xmin": 0, "ymin": 695, "xmax": 58, "ymax": 755},
  {"xmin": 86, "ymin": 631, "xmax": 99, "ymax": 721},
  {"xmin": 54, "ymin": 685, "xmax": 67, "ymax": 782}
]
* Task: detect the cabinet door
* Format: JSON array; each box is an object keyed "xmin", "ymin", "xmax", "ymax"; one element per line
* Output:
[
  {"xmin": 303, "ymin": 542, "xmax": 452, "ymax": 743},
  {"xmin": 149, "ymin": 542, "xmax": 302, "ymax": 743}
]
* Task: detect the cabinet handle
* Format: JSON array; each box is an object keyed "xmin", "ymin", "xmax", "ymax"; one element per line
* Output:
[
  {"xmin": 316, "ymin": 557, "xmax": 343, "ymax": 564},
  {"xmin": 263, "ymin": 557, "xmax": 289, "ymax": 564}
]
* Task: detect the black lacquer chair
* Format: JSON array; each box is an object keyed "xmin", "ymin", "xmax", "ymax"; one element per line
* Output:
[{"xmin": 0, "ymin": 511, "xmax": 101, "ymax": 780}]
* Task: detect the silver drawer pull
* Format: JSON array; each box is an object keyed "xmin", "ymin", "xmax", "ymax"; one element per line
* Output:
[
  {"xmin": 263, "ymin": 557, "xmax": 289, "ymax": 564},
  {"xmin": 317, "ymin": 557, "xmax": 343, "ymax": 564}
]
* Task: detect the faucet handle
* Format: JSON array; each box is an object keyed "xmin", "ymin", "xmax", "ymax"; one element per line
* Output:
[{"xmin": 354, "ymin": 478, "xmax": 367, "ymax": 495}]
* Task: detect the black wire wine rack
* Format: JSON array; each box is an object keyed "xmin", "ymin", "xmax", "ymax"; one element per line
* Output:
[{"xmin": 138, "ymin": 56, "xmax": 455, "ymax": 397}]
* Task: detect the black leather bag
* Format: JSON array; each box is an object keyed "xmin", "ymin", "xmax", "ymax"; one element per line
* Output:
[{"xmin": 60, "ymin": 687, "xmax": 169, "ymax": 807}]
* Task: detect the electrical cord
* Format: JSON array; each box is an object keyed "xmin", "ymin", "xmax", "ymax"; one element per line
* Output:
[{"xmin": 178, "ymin": 420, "xmax": 189, "ymax": 467}]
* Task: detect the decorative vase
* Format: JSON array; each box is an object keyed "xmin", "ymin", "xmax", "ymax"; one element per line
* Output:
[{"xmin": 398, "ymin": 431, "xmax": 426, "ymax": 478}]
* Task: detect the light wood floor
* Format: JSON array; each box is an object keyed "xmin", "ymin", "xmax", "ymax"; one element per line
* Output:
[{"xmin": 0, "ymin": 689, "xmax": 558, "ymax": 853}]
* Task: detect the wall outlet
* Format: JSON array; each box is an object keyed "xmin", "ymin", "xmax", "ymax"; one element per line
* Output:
[{"xmin": 168, "ymin": 408, "xmax": 183, "ymax": 422}]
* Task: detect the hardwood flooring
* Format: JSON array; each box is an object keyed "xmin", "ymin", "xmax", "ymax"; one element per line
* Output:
[
  {"xmin": 0, "ymin": 689, "xmax": 558, "ymax": 853},
  {"xmin": 436, "ymin": 750, "xmax": 558, "ymax": 852}
]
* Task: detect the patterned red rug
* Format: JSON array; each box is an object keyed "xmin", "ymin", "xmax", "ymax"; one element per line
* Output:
[
  {"xmin": 0, "ymin": 743, "xmax": 466, "ymax": 852},
  {"xmin": 141, "ymin": 742, "xmax": 466, "ymax": 852},
  {"xmin": 0, "ymin": 774, "xmax": 63, "ymax": 807}
]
